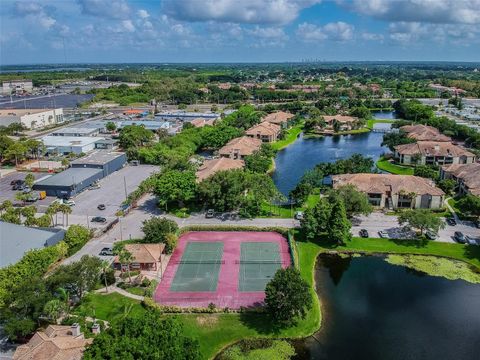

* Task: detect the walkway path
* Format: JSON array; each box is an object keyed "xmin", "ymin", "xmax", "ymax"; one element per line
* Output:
[{"xmin": 95, "ymin": 286, "xmax": 144, "ymax": 301}]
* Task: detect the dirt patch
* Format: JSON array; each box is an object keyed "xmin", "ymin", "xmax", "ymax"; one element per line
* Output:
[{"xmin": 196, "ymin": 315, "xmax": 219, "ymax": 327}]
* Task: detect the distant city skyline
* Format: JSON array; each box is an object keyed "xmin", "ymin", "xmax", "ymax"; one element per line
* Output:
[{"xmin": 1, "ymin": 0, "xmax": 480, "ymax": 65}]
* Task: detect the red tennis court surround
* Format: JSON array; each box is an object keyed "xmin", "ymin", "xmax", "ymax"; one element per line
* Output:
[{"xmin": 154, "ymin": 231, "xmax": 291, "ymax": 309}]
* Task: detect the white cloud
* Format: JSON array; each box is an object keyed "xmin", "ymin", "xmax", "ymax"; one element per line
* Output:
[
  {"xmin": 163, "ymin": 0, "xmax": 322, "ymax": 25},
  {"xmin": 344, "ymin": 0, "xmax": 480, "ymax": 25},
  {"xmin": 296, "ymin": 21, "xmax": 354, "ymax": 42},
  {"xmin": 361, "ymin": 32, "xmax": 384, "ymax": 41},
  {"xmin": 121, "ymin": 20, "xmax": 135, "ymax": 33},
  {"xmin": 77, "ymin": 0, "xmax": 131, "ymax": 19},
  {"xmin": 137, "ymin": 9, "xmax": 149, "ymax": 19},
  {"xmin": 247, "ymin": 26, "xmax": 288, "ymax": 47}
]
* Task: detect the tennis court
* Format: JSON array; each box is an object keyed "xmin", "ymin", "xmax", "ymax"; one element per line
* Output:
[
  {"xmin": 154, "ymin": 231, "xmax": 291, "ymax": 309},
  {"xmin": 239, "ymin": 242, "xmax": 282, "ymax": 291},
  {"xmin": 170, "ymin": 242, "xmax": 224, "ymax": 292}
]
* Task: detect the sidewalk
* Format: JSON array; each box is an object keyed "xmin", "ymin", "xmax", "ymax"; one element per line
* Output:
[{"xmin": 95, "ymin": 286, "xmax": 144, "ymax": 301}]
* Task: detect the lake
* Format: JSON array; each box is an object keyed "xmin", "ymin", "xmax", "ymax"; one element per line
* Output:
[
  {"xmin": 272, "ymin": 131, "xmax": 388, "ymax": 195},
  {"xmin": 294, "ymin": 254, "xmax": 480, "ymax": 360},
  {"xmin": 372, "ymin": 110, "xmax": 399, "ymax": 119}
]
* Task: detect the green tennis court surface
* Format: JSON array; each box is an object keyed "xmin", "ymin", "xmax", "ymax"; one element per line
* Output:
[
  {"xmin": 239, "ymin": 242, "xmax": 282, "ymax": 292},
  {"xmin": 170, "ymin": 242, "xmax": 224, "ymax": 292}
]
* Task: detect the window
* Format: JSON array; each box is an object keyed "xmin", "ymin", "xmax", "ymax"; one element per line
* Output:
[{"xmin": 397, "ymin": 195, "xmax": 412, "ymax": 208}]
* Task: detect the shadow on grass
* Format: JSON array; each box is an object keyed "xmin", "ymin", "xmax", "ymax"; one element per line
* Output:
[
  {"xmin": 464, "ymin": 245, "xmax": 480, "ymax": 265},
  {"xmin": 388, "ymin": 238, "xmax": 429, "ymax": 248},
  {"xmin": 238, "ymin": 311, "xmax": 291, "ymax": 336}
]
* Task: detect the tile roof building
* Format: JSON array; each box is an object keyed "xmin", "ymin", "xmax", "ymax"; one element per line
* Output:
[
  {"xmin": 114, "ymin": 243, "xmax": 165, "ymax": 271},
  {"xmin": 394, "ymin": 141, "xmax": 476, "ymax": 166},
  {"xmin": 322, "ymin": 115, "xmax": 359, "ymax": 132},
  {"xmin": 218, "ymin": 136, "xmax": 262, "ymax": 159},
  {"xmin": 261, "ymin": 111, "xmax": 294, "ymax": 126},
  {"xmin": 13, "ymin": 324, "xmax": 92, "ymax": 360},
  {"xmin": 441, "ymin": 163, "xmax": 480, "ymax": 196},
  {"xmin": 190, "ymin": 118, "xmax": 215, "ymax": 128},
  {"xmin": 400, "ymin": 124, "xmax": 451, "ymax": 142},
  {"xmin": 196, "ymin": 157, "xmax": 244, "ymax": 182},
  {"xmin": 245, "ymin": 122, "xmax": 281, "ymax": 143},
  {"xmin": 332, "ymin": 173, "xmax": 445, "ymax": 210}
]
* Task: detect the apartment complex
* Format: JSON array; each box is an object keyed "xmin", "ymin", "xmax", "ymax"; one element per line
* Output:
[{"xmin": 394, "ymin": 141, "xmax": 476, "ymax": 166}]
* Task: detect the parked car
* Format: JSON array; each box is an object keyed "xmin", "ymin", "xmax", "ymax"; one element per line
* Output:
[
  {"xmin": 359, "ymin": 229, "xmax": 369, "ymax": 238},
  {"xmin": 91, "ymin": 216, "xmax": 107, "ymax": 223},
  {"xmin": 351, "ymin": 218, "xmax": 362, "ymax": 226},
  {"xmin": 378, "ymin": 230, "xmax": 389, "ymax": 238},
  {"xmin": 454, "ymin": 231, "xmax": 466, "ymax": 243},
  {"xmin": 466, "ymin": 236, "xmax": 479, "ymax": 246},
  {"xmin": 474, "ymin": 220, "xmax": 480, "ymax": 229},
  {"xmin": 99, "ymin": 247, "xmax": 114, "ymax": 256},
  {"xmin": 205, "ymin": 209, "xmax": 215, "ymax": 218},
  {"xmin": 22, "ymin": 187, "xmax": 31, "ymax": 194},
  {"xmin": 63, "ymin": 200, "xmax": 75, "ymax": 207},
  {"xmin": 89, "ymin": 183, "xmax": 100, "ymax": 190},
  {"xmin": 10, "ymin": 179, "xmax": 23, "ymax": 186},
  {"xmin": 425, "ymin": 231, "xmax": 437, "ymax": 240},
  {"xmin": 97, "ymin": 204, "xmax": 106, "ymax": 210},
  {"xmin": 52, "ymin": 198, "xmax": 63, "ymax": 205},
  {"xmin": 446, "ymin": 217, "xmax": 457, "ymax": 226},
  {"xmin": 25, "ymin": 194, "xmax": 39, "ymax": 202},
  {"xmin": 294, "ymin": 211, "xmax": 304, "ymax": 220}
]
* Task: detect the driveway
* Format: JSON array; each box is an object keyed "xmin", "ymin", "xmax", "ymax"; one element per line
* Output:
[{"xmin": 352, "ymin": 212, "xmax": 479, "ymax": 244}]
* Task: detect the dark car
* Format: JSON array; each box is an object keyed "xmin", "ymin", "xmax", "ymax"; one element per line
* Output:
[
  {"xmin": 97, "ymin": 204, "xmax": 106, "ymax": 210},
  {"xmin": 446, "ymin": 217, "xmax": 457, "ymax": 226},
  {"xmin": 474, "ymin": 220, "xmax": 480, "ymax": 229},
  {"xmin": 205, "ymin": 209, "xmax": 215, "ymax": 218},
  {"xmin": 359, "ymin": 229, "xmax": 369, "ymax": 238},
  {"xmin": 91, "ymin": 216, "xmax": 107, "ymax": 223},
  {"xmin": 10, "ymin": 179, "xmax": 22, "ymax": 186},
  {"xmin": 99, "ymin": 247, "xmax": 114, "ymax": 256},
  {"xmin": 454, "ymin": 231, "xmax": 466, "ymax": 243}
]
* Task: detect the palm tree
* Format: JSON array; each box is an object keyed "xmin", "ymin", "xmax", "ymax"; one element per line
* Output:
[
  {"xmin": 101, "ymin": 260, "xmax": 111, "ymax": 293},
  {"xmin": 119, "ymin": 249, "xmax": 134, "ymax": 283},
  {"xmin": 58, "ymin": 204, "xmax": 72, "ymax": 226},
  {"xmin": 46, "ymin": 202, "xmax": 61, "ymax": 226}
]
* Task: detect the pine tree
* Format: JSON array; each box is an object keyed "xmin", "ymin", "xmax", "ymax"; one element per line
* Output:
[{"xmin": 328, "ymin": 199, "xmax": 351, "ymax": 245}]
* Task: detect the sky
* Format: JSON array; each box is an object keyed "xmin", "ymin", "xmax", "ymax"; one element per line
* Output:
[{"xmin": 1, "ymin": 0, "xmax": 480, "ymax": 65}]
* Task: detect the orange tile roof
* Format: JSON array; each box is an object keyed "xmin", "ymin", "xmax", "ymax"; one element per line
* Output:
[
  {"xmin": 190, "ymin": 118, "xmax": 215, "ymax": 127},
  {"xmin": 13, "ymin": 325, "xmax": 92, "ymax": 360},
  {"xmin": 332, "ymin": 173, "xmax": 445, "ymax": 196},
  {"xmin": 196, "ymin": 158, "xmax": 244, "ymax": 182},
  {"xmin": 246, "ymin": 122, "xmax": 281, "ymax": 137},
  {"xmin": 395, "ymin": 141, "xmax": 476, "ymax": 157},
  {"xmin": 322, "ymin": 115, "xmax": 358, "ymax": 123},
  {"xmin": 442, "ymin": 163, "xmax": 480, "ymax": 196},
  {"xmin": 261, "ymin": 111, "xmax": 294, "ymax": 125},
  {"xmin": 218, "ymin": 136, "xmax": 262, "ymax": 157},
  {"xmin": 400, "ymin": 124, "xmax": 451, "ymax": 142},
  {"xmin": 114, "ymin": 243, "xmax": 165, "ymax": 264}
]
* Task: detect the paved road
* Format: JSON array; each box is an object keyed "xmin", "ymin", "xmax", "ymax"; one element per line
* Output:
[{"xmin": 64, "ymin": 195, "xmax": 298, "ymax": 264}]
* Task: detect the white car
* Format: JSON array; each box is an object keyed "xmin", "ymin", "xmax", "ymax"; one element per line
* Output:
[
  {"xmin": 63, "ymin": 199, "xmax": 75, "ymax": 206},
  {"xmin": 378, "ymin": 230, "xmax": 390, "ymax": 239}
]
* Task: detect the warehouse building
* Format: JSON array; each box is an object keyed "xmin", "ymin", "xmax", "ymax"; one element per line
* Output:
[
  {"xmin": 0, "ymin": 108, "xmax": 64, "ymax": 129},
  {"xmin": 42, "ymin": 136, "xmax": 104, "ymax": 155},
  {"xmin": 50, "ymin": 127, "xmax": 100, "ymax": 137},
  {"xmin": 71, "ymin": 151, "xmax": 127, "ymax": 177},
  {"xmin": 0, "ymin": 221, "xmax": 65, "ymax": 268},
  {"xmin": 33, "ymin": 167, "xmax": 104, "ymax": 198}
]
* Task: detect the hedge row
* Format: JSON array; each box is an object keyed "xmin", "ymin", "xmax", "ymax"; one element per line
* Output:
[{"xmin": 178, "ymin": 225, "xmax": 290, "ymax": 237}]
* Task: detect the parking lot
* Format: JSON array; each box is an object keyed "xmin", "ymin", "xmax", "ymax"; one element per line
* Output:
[
  {"xmin": 0, "ymin": 171, "xmax": 54, "ymax": 207},
  {"xmin": 68, "ymin": 164, "xmax": 159, "ymax": 218}
]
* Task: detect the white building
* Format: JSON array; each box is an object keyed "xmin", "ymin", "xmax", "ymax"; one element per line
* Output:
[
  {"xmin": 1, "ymin": 79, "xmax": 33, "ymax": 95},
  {"xmin": 42, "ymin": 136, "xmax": 104, "ymax": 155},
  {"xmin": 0, "ymin": 108, "xmax": 64, "ymax": 129}
]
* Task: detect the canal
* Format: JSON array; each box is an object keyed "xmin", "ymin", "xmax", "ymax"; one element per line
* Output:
[
  {"xmin": 272, "ymin": 131, "xmax": 388, "ymax": 195},
  {"xmin": 293, "ymin": 254, "xmax": 480, "ymax": 360}
]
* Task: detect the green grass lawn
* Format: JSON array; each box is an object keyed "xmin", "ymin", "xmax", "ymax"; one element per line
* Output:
[
  {"xmin": 447, "ymin": 198, "xmax": 476, "ymax": 221},
  {"xmin": 366, "ymin": 119, "xmax": 395, "ymax": 129},
  {"xmin": 74, "ymin": 292, "xmax": 145, "ymax": 321},
  {"xmin": 376, "ymin": 157, "xmax": 414, "ymax": 175},
  {"xmin": 271, "ymin": 123, "xmax": 303, "ymax": 151},
  {"xmin": 260, "ymin": 193, "xmax": 320, "ymax": 218},
  {"xmin": 125, "ymin": 286, "xmax": 147, "ymax": 296}
]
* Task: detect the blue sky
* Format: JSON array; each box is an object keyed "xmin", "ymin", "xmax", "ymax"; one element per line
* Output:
[{"xmin": 1, "ymin": 0, "xmax": 479, "ymax": 65}]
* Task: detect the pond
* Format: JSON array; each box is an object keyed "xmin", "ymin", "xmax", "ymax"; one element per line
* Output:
[
  {"xmin": 272, "ymin": 132, "xmax": 388, "ymax": 195},
  {"xmin": 372, "ymin": 110, "xmax": 399, "ymax": 119},
  {"xmin": 294, "ymin": 254, "xmax": 480, "ymax": 360}
]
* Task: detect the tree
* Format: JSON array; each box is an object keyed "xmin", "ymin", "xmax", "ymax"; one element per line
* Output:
[
  {"xmin": 105, "ymin": 121, "xmax": 117, "ymax": 132},
  {"xmin": 43, "ymin": 299, "xmax": 66, "ymax": 322},
  {"xmin": 5, "ymin": 142, "xmax": 27, "ymax": 166},
  {"xmin": 100, "ymin": 260, "xmax": 112, "ymax": 293},
  {"xmin": 414, "ymin": 165, "xmax": 439, "ymax": 180},
  {"xmin": 164, "ymin": 233, "xmax": 178, "ymax": 254},
  {"xmin": 58, "ymin": 203, "xmax": 72, "ymax": 226},
  {"xmin": 350, "ymin": 106, "xmax": 371, "ymax": 120},
  {"xmin": 83, "ymin": 311, "xmax": 200, "ymax": 360},
  {"xmin": 141, "ymin": 217, "xmax": 179, "ymax": 252},
  {"xmin": 46, "ymin": 202, "xmax": 61, "ymax": 226},
  {"xmin": 328, "ymin": 185, "xmax": 372, "ymax": 218},
  {"xmin": 64, "ymin": 225, "xmax": 91, "ymax": 255},
  {"xmin": 327, "ymin": 199, "xmax": 351, "ymax": 245},
  {"xmin": 456, "ymin": 195, "xmax": 480, "ymax": 218},
  {"xmin": 36, "ymin": 213, "xmax": 52, "ymax": 227},
  {"xmin": 24, "ymin": 173, "xmax": 35, "ymax": 188},
  {"xmin": 154, "ymin": 170, "xmax": 197, "ymax": 208},
  {"xmin": 118, "ymin": 249, "xmax": 134, "ymax": 283},
  {"xmin": 300, "ymin": 198, "xmax": 332, "ymax": 240},
  {"xmin": 265, "ymin": 267, "xmax": 312, "ymax": 327},
  {"xmin": 437, "ymin": 179, "xmax": 456, "ymax": 196},
  {"xmin": 118, "ymin": 125, "xmax": 154, "ymax": 151},
  {"xmin": 0, "ymin": 207, "xmax": 21, "ymax": 224},
  {"xmin": 398, "ymin": 209, "xmax": 446, "ymax": 235}
]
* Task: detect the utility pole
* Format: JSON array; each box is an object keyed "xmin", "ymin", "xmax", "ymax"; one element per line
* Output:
[{"xmin": 123, "ymin": 176, "xmax": 128, "ymax": 201}]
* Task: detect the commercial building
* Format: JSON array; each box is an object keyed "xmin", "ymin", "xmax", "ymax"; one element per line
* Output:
[
  {"xmin": 13, "ymin": 324, "xmax": 93, "ymax": 360},
  {"xmin": 0, "ymin": 108, "xmax": 64, "ymax": 129},
  {"xmin": 441, "ymin": 163, "xmax": 480, "ymax": 196},
  {"xmin": 33, "ymin": 167, "xmax": 104, "ymax": 198},
  {"xmin": 115, "ymin": 120, "xmax": 170, "ymax": 131},
  {"xmin": 155, "ymin": 111, "xmax": 220, "ymax": 121},
  {"xmin": 400, "ymin": 124, "xmax": 451, "ymax": 142},
  {"xmin": 218, "ymin": 136, "xmax": 262, "ymax": 159},
  {"xmin": 42, "ymin": 136, "xmax": 104, "ymax": 155},
  {"xmin": 196, "ymin": 157, "xmax": 244, "ymax": 182},
  {"xmin": 331, "ymin": 173, "xmax": 445, "ymax": 210},
  {"xmin": 2, "ymin": 79, "xmax": 33, "ymax": 95},
  {"xmin": 70, "ymin": 151, "xmax": 127, "ymax": 177},
  {"xmin": 0, "ymin": 221, "xmax": 65, "ymax": 268},
  {"xmin": 246, "ymin": 122, "xmax": 281, "ymax": 142},
  {"xmin": 394, "ymin": 141, "xmax": 476, "ymax": 166},
  {"xmin": 50, "ymin": 127, "xmax": 100, "ymax": 137}
]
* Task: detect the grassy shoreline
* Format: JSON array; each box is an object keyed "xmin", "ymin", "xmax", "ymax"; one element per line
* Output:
[
  {"xmin": 376, "ymin": 156, "xmax": 414, "ymax": 175},
  {"xmin": 271, "ymin": 123, "xmax": 304, "ymax": 151}
]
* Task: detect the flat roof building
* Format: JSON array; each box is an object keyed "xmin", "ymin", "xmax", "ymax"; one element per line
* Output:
[
  {"xmin": 155, "ymin": 111, "xmax": 220, "ymax": 121},
  {"xmin": 0, "ymin": 108, "xmax": 64, "ymax": 129},
  {"xmin": 33, "ymin": 167, "xmax": 104, "ymax": 198},
  {"xmin": 42, "ymin": 135, "xmax": 104, "ymax": 155},
  {"xmin": 0, "ymin": 221, "xmax": 65, "ymax": 268},
  {"xmin": 71, "ymin": 150, "xmax": 126, "ymax": 177},
  {"xmin": 115, "ymin": 120, "xmax": 170, "ymax": 131},
  {"xmin": 2, "ymin": 79, "xmax": 33, "ymax": 95},
  {"xmin": 50, "ymin": 127, "xmax": 100, "ymax": 137}
]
